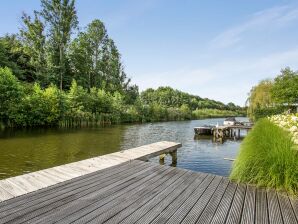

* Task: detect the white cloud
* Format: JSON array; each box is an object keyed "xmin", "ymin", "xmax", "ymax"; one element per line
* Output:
[
  {"xmin": 211, "ymin": 5, "xmax": 298, "ymax": 49},
  {"xmin": 133, "ymin": 48, "xmax": 298, "ymax": 106}
]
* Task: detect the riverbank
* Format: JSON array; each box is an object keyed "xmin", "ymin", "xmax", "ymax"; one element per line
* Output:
[{"xmin": 1, "ymin": 68, "xmax": 244, "ymax": 128}]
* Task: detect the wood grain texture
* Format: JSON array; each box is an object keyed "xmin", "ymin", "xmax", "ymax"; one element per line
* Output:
[{"xmin": 0, "ymin": 160, "xmax": 297, "ymax": 224}]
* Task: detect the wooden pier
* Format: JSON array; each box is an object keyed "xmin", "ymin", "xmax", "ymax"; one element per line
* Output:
[
  {"xmin": 0, "ymin": 142, "xmax": 297, "ymax": 223},
  {"xmin": 0, "ymin": 141, "xmax": 181, "ymax": 202},
  {"xmin": 213, "ymin": 124, "xmax": 253, "ymax": 142}
]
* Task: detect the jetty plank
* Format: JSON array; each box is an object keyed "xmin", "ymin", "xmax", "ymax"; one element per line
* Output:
[
  {"xmin": 225, "ymin": 184, "xmax": 247, "ymax": 224},
  {"xmin": 241, "ymin": 185, "xmax": 256, "ymax": 224},
  {"xmin": 267, "ymin": 190, "xmax": 284, "ymax": 224},
  {"xmin": 278, "ymin": 193, "xmax": 298, "ymax": 224}
]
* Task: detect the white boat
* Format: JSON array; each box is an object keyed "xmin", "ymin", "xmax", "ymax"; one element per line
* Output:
[{"xmin": 223, "ymin": 117, "xmax": 236, "ymax": 126}]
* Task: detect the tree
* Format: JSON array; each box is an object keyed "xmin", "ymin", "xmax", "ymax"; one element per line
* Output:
[
  {"xmin": 247, "ymin": 79, "xmax": 273, "ymax": 118},
  {"xmin": 101, "ymin": 38, "xmax": 130, "ymax": 93},
  {"xmin": 40, "ymin": 0, "xmax": 78, "ymax": 90},
  {"xmin": 69, "ymin": 19, "xmax": 107, "ymax": 90},
  {"xmin": 0, "ymin": 35, "xmax": 33, "ymax": 81},
  {"xmin": 271, "ymin": 67, "xmax": 298, "ymax": 104},
  {"xmin": 20, "ymin": 12, "xmax": 47, "ymax": 85}
]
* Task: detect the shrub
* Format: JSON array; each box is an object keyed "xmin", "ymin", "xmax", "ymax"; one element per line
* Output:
[
  {"xmin": 0, "ymin": 67, "xmax": 23, "ymax": 124},
  {"xmin": 230, "ymin": 119, "xmax": 298, "ymax": 195}
]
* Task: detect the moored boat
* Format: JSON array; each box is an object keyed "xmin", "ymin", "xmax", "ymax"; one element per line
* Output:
[
  {"xmin": 194, "ymin": 125, "xmax": 215, "ymax": 135},
  {"xmin": 223, "ymin": 117, "xmax": 236, "ymax": 126}
]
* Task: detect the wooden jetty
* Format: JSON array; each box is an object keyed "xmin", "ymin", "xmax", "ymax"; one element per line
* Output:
[
  {"xmin": 0, "ymin": 141, "xmax": 181, "ymax": 202},
  {"xmin": 0, "ymin": 142, "xmax": 297, "ymax": 224},
  {"xmin": 213, "ymin": 124, "xmax": 253, "ymax": 142}
]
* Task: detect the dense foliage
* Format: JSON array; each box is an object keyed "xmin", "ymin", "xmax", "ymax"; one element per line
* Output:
[
  {"xmin": 230, "ymin": 119, "xmax": 298, "ymax": 195},
  {"xmin": 0, "ymin": 0, "xmax": 242, "ymax": 127},
  {"xmin": 247, "ymin": 67, "xmax": 298, "ymax": 120}
]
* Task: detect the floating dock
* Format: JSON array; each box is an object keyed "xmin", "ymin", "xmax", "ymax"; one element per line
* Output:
[{"xmin": 0, "ymin": 142, "xmax": 297, "ymax": 224}]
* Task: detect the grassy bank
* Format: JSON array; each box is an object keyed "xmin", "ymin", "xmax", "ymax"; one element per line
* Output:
[
  {"xmin": 230, "ymin": 118, "xmax": 298, "ymax": 195},
  {"xmin": 192, "ymin": 108, "xmax": 244, "ymax": 118}
]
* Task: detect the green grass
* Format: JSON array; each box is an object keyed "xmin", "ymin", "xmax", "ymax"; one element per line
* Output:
[{"xmin": 230, "ymin": 118, "xmax": 298, "ymax": 195}]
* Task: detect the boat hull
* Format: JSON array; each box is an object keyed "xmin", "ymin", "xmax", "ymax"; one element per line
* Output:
[{"xmin": 194, "ymin": 127, "xmax": 214, "ymax": 135}]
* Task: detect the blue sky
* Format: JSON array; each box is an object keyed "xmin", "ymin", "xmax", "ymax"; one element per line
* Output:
[{"xmin": 1, "ymin": 0, "xmax": 298, "ymax": 105}]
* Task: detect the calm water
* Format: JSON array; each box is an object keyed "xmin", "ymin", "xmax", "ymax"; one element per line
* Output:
[{"xmin": 0, "ymin": 117, "xmax": 248, "ymax": 179}]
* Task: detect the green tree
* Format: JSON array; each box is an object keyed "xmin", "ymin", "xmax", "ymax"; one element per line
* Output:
[
  {"xmin": 271, "ymin": 67, "xmax": 298, "ymax": 104},
  {"xmin": 40, "ymin": 0, "xmax": 78, "ymax": 90},
  {"xmin": 101, "ymin": 38, "xmax": 130, "ymax": 93},
  {"xmin": 20, "ymin": 12, "xmax": 47, "ymax": 85},
  {"xmin": 247, "ymin": 79, "xmax": 273, "ymax": 119},
  {"xmin": 69, "ymin": 19, "xmax": 107, "ymax": 90},
  {"xmin": 0, "ymin": 35, "xmax": 33, "ymax": 81}
]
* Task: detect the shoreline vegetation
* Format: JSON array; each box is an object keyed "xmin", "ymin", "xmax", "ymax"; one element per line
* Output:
[
  {"xmin": 0, "ymin": 0, "xmax": 243, "ymax": 129},
  {"xmin": 231, "ymin": 67, "xmax": 298, "ymax": 195},
  {"xmin": 0, "ymin": 67, "xmax": 244, "ymax": 128},
  {"xmin": 230, "ymin": 118, "xmax": 298, "ymax": 195}
]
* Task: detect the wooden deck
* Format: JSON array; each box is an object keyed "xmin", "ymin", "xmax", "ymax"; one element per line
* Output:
[
  {"xmin": 0, "ymin": 141, "xmax": 181, "ymax": 202},
  {"xmin": 0, "ymin": 160, "xmax": 297, "ymax": 224}
]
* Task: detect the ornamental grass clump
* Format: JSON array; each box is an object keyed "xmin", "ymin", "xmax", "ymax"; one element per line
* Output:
[{"xmin": 230, "ymin": 118, "xmax": 298, "ymax": 195}]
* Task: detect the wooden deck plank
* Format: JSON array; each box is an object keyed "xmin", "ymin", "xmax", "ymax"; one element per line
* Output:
[
  {"xmin": 0, "ymin": 161, "xmax": 142, "ymax": 215},
  {"xmin": 267, "ymin": 190, "xmax": 284, "ymax": 224},
  {"xmin": 255, "ymin": 188, "xmax": 269, "ymax": 224},
  {"xmin": 225, "ymin": 184, "xmax": 247, "ymax": 224},
  {"xmin": 0, "ymin": 162, "xmax": 154, "ymax": 223},
  {"xmin": 290, "ymin": 196, "xmax": 298, "ymax": 222},
  {"xmin": 278, "ymin": 193, "xmax": 298, "ymax": 224},
  {"xmin": 196, "ymin": 178, "xmax": 230, "ymax": 223},
  {"xmin": 210, "ymin": 181, "xmax": 237, "ymax": 224},
  {"xmin": 27, "ymin": 163, "xmax": 170, "ymax": 224},
  {"xmin": 106, "ymin": 171, "xmax": 200, "ymax": 224},
  {"xmin": 72, "ymin": 167, "xmax": 185, "ymax": 224},
  {"xmin": 0, "ymin": 180, "xmax": 27, "ymax": 197},
  {"xmin": 149, "ymin": 173, "xmax": 209, "ymax": 224},
  {"xmin": 0, "ymin": 187, "xmax": 13, "ymax": 202},
  {"xmin": 241, "ymin": 185, "xmax": 256, "ymax": 224},
  {"xmin": 102, "ymin": 170, "xmax": 194, "ymax": 224},
  {"xmin": 134, "ymin": 173, "xmax": 208, "ymax": 224},
  {"xmin": 180, "ymin": 176, "xmax": 222, "ymax": 224},
  {"xmin": 164, "ymin": 175, "xmax": 215, "ymax": 224}
]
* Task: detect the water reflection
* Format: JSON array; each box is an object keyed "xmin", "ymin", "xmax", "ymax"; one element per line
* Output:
[{"xmin": 0, "ymin": 117, "xmax": 247, "ymax": 179}]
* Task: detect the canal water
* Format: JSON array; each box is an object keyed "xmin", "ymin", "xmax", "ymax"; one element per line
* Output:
[{"xmin": 0, "ymin": 117, "xmax": 248, "ymax": 179}]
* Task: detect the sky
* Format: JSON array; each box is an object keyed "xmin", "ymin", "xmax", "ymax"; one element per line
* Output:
[{"xmin": 1, "ymin": 0, "xmax": 298, "ymax": 106}]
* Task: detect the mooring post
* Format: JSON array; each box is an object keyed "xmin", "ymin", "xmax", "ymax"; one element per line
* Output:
[{"xmin": 169, "ymin": 150, "xmax": 177, "ymax": 165}]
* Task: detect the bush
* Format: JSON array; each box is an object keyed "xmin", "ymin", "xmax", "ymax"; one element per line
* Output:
[
  {"xmin": 230, "ymin": 119, "xmax": 298, "ymax": 195},
  {"xmin": 251, "ymin": 106, "xmax": 285, "ymax": 121},
  {"xmin": 0, "ymin": 67, "xmax": 23, "ymax": 124}
]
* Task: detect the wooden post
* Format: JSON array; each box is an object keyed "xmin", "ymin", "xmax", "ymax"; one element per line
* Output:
[
  {"xmin": 159, "ymin": 153, "xmax": 166, "ymax": 165},
  {"xmin": 238, "ymin": 129, "xmax": 240, "ymax": 138},
  {"xmin": 169, "ymin": 150, "xmax": 177, "ymax": 165}
]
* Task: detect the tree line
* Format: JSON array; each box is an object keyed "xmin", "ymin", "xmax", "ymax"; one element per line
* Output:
[
  {"xmin": 0, "ymin": 0, "xmax": 242, "ymax": 128},
  {"xmin": 247, "ymin": 67, "xmax": 298, "ymax": 120}
]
